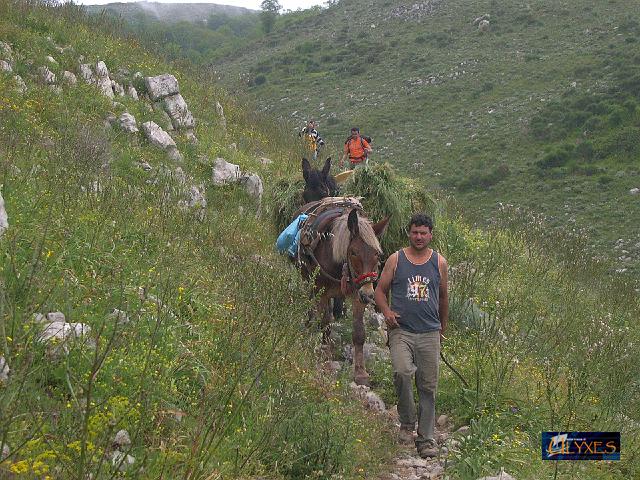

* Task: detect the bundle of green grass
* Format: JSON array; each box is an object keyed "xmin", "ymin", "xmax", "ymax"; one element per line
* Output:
[{"xmin": 271, "ymin": 163, "xmax": 440, "ymax": 255}]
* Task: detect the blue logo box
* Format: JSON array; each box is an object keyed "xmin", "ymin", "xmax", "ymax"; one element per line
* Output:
[{"xmin": 542, "ymin": 432, "xmax": 620, "ymax": 460}]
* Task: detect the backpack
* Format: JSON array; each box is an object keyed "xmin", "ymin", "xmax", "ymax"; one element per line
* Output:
[{"xmin": 345, "ymin": 135, "xmax": 372, "ymax": 154}]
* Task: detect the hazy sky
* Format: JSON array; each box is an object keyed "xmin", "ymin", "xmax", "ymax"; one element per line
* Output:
[{"xmin": 78, "ymin": 0, "xmax": 326, "ymax": 11}]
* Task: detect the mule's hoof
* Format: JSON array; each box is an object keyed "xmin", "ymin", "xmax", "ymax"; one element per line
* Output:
[{"xmin": 354, "ymin": 373, "xmax": 371, "ymax": 387}]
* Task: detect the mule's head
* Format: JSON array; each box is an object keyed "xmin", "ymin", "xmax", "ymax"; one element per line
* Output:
[
  {"xmin": 346, "ymin": 209, "xmax": 390, "ymax": 305},
  {"xmin": 302, "ymin": 157, "xmax": 339, "ymax": 203}
]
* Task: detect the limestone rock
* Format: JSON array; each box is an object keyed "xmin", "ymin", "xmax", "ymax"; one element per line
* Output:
[
  {"xmin": 0, "ymin": 60, "xmax": 12, "ymax": 72},
  {"xmin": 45, "ymin": 55, "xmax": 57, "ymax": 65},
  {"xmin": 118, "ymin": 112, "xmax": 138, "ymax": 133},
  {"xmin": 95, "ymin": 61, "xmax": 114, "ymax": 98},
  {"xmin": 0, "ymin": 41, "xmax": 12, "ymax": 59},
  {"xmin": 212, "ymin": 158, "xmax": 240, "ymax": 185},
  {"xmin": 473, "ymin": 13, "xmax": 490, "ymax": 25},
  {"xmin": 0, "ymin": 191, "xmax": 8, "ymax": 236},
  {"xmin": 111, "ymin": 450, "xmax": 135, "ymax": 472},
  {"xmin": 38, "ymin": 321, "xmax": 91, "ymax": 343},
  {"xmin": 322, "ymin": 360, "xmax": 342, "ymax": 376},
  {"xmin": 142, "ymin": 120, "xmax": 176, "ymax": 150},
  {"xmin": 239, "ymin": 173, "xmax": 263, "ymax": 200},
  {"xmin": 186, "ymin": 185, "xmax": 206, "ymax": 208},
  {"xmin": 259, "ymin": 157, "xmax": 273, "ymax": 165},
  {"xmin": 145, "ymin": 73, "xmax": 179, "ymax": 101},
  {"xmin": 111, "ymin": 80, "xmax": 125, "ymax": 97},
  {"xmin": 365, "ymin": 390, "xmax": 386, "ymax": 412},
  {"xmin": 126, "ymin": 85, "xmax": 139, "ymax": 100},
  {"xmin": 0, "ymin": 356, "xmax": 9, "ymax": 383},
  {"xmin": 108, "ymin": 309, "xmax": 130, "ymax": 325},
  {"xmin": 436, "ymin": 414, "xmax": 449, "ymax": 428},
  {"xmin": 113, "ymin": 429, "xmax": 131, "ymax": 447},
  {"xmin": 630, "ymin": 188, "xmax": 640, "ymax": 195},
  {"xmin": 78, "ymin": 63, "xmax": 94, "ymax": 84},
  {"xmin": 456, "ymin": 425, "xmax": 471, "ymax": 435},
  {"xmin": 62, "ymin": 71, "xmax": 77, "ymax": 86},
  {"xmin": 478, "ymin": 19, "xmax": 490, "ymax": 32},
  {"xmin": 1, "ymin": 442, "xmax": 9, "ymax": 460},
  {"xmin": 477, "ymin": 469, "xmax": 516, "ymax": 480},
  {"xmin": 163, "ymin": 93, "xmax": 195, "ymax": 129},
  {"xmin": 137, "ymin": 161, "xmax": 152, "ymax": 171},
  {"xmin": 37, "ymin": 66, "xmax": 56, "ymax": 85},
  {"xmin": 14, "ymin": 75, "xmax": 27, "ymax": 94}
]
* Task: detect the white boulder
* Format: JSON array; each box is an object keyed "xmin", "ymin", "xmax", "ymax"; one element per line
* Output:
[
  {"xmin": 37, "ymin": 66, "xmax": 56, "ymax": 85},
  {"xmin": 62, "ymin": 71, "xmax": 77, "ymax": 86},
  {"xmin": 0, "ymin": 191, "xmax": 7, "ymax": 236},
  {"xmin": 118, "ymin": 112, "xmax": 138, "ymax": 133},
  {"xmin": 113, "ymin": 429, "xmax": 131, "ymax": 447},
  {"xmin": 126, "ymin": 85, "xmax": 139, "ymax": 100},
  {"xmin": 630, "ymin": 188, "xmax": 640, "ymax": 195},
  {"xmin": 141, "ymin": 121, "xmax": 182, "ymax": 161},
  {"xmin": 46, "ymin": 311, "xmax": 66, "ymax": 323},
  {"xmin": 142, "ymin": 121, "xmax": 175, "ymax": 149},
  {"xmin": 477, "ymin": 469, "xmax": 516, "ymax": 480},
  {"xmin": 0, "ymin": 60, "xmax": 12, "ymax": 72},
  {"xmin": 144, "ymin": 73, "xmax": 179, "ymax": 101},
  {"xmin": 0, "ymin": 356, "xmax": 9, "ymax": 383},
  {"xmin": 0, "ymin": 41, "xmax": 12, "ymax": 59},
  {"xmin": 163, "ymin": 93, "xmax": 195, "ymax": 129},
  {"xmin": 78, "ymin": 63, "xmax": 94, "ymax": 84},
  {"xmin": 479, "ymin": 19, "xmax": 490, "ymax": 32},
  {"xmin": 212, "ymin": 158, "xmax": 240, "ymax": 185},
  {"xmin": 14, "ymin": 75, "xmax": 27, "ymax": 94},
  {"xmin": 45, "ymin": 55, "xmax": 57, "ymax": 65},
  {"xmin": 239, "ymin": 173, "xmax": 264, "ymax": 200},
  {"xmin": 111, "ymin": 80, "xmax": 125, "ymax": 96},
  {"xmin": 95, "ymin": 61, "xmax": 114, "ymax": 98},
  {"xmin": 187, "ymin": 185, "xmax": 206, "ymax": 208},
  {"xmin": 111, "ymin": 451, "xmax": 135, "ymax": 472}
]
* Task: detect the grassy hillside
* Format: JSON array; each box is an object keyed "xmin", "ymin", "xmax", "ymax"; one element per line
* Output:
[
  {"xmin": 1, "ymin": 0, "xmax": 640, "ymax": 479},
  {"xmin": 0, "ymin": 1, "xmax": 391, "ymax": 477},
  {"xmin": 212, "ymin": 0, "xmax": 640, "ymax": 276}
]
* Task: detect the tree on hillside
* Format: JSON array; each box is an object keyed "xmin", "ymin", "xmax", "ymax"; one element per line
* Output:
[{"xmin": 260, "ymin": 0, "xmax": 281, "ymax": 34}]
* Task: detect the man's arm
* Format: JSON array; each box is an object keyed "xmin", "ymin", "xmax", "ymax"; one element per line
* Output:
[
  {"xmin": 375, "ymin": 252, "xmax": 400, "ymax": 328},
  {"xmin": 363, "ymin": 139, "xmax": 373, "ymax": 156},
  {"xmin": 438, "ymin": 254, "xmax": 449, "ymax": 338}
]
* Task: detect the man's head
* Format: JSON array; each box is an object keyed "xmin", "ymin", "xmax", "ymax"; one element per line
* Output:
[
  {"xmin": 350, "ymin": 127, "xmax": 360, "ymax": 137},
  {"xmin": 407, "ymin": 213, "xmax": 434, "ymax": 251},
  {"xmin": 307, "ymin": 119, "xmax": 316, "ymax": 128}
]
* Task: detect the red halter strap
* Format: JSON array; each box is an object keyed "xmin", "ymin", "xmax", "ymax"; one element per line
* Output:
[{"xmin": 353, "ymin": 271, "xmax": 378, "ymax": 287}]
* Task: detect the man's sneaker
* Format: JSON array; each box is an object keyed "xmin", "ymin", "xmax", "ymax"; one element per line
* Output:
[
  {"xmin": 398, "ymin": 426, "xmax": 415, "ymax": 445},
  {"xmin": 417, "ymin": 439, "xmax": 438, "ymax": 458}
]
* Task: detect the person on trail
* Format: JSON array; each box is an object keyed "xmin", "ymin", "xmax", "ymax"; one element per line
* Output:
[
  {"xmin": 374, "ymin": 213, "xmax": 449, "ymax": 459},
  {"xmin": 340, "ymin": 127, "xmax": 372, "ymax": 168},
  {"xmin": 299, "ymin": 119, "xmax": 325, "ymax": 160}
]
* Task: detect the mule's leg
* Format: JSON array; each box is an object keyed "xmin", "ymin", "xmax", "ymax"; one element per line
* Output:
[
  {"xmin": 319, "ymin": 294, "xmax": 335, "ymax": 357},
  {"xmin": 352, "ymin": 299, "xmax": 370, "ymax": 386}
]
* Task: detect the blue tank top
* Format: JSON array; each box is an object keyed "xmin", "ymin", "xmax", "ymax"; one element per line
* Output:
[{"xmin": 390, "ymin": 249, "xmax": 441, "ymax": 333}]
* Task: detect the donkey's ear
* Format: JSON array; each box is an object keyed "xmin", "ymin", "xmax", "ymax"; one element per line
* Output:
[
  {"xmin": 347, "ymin": 208, "xmax": 359, "ymax": 238},
  {"xmin": 302, "ymin": 158, "xmax": 311, "ymax": 182},
  {"xmin": 373, "ymin": 216, "xmax": 391, "ymax": 238},
  {"xmin": 321, "ymin": 157, "xmax": 332, "ymax": 178}
]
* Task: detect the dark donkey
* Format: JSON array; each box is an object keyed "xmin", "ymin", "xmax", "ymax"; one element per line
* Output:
[
  {"xmin": 301, "ymin": 157, "xmax": 345, "ymax": 319},
  {"xmin": 297, "ymin": 201, "xmax": 389, "ymax": 385},
  {"xmin": 302, "ymin": 157, "xmax": 339, "ymax": 203}
]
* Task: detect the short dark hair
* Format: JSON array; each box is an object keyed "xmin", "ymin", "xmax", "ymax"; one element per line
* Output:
[
  {"xmin": 350, "ymin": 127, "xmax": 359, "ymax": 133},
  {"xmin": 408, "ymin": 213, "xmax": 433, "ymax": 231}
]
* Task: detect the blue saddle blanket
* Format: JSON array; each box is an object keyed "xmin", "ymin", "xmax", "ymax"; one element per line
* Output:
[{"xmin": 276, "ymin": 214, "xmax": 308, "ymax": 257}]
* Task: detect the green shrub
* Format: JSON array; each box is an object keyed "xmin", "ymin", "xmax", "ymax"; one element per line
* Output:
[{"xmin": 536, "ymin": 144, "xmax": 573, "ymax": 169}]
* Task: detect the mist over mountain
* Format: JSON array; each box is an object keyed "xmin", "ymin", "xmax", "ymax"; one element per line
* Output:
[{"xmin": 85, "ymin": 1, "xmax": 255, "ymax": 24}]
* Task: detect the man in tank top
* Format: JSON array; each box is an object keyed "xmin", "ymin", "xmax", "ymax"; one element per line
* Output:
[{"xmin": 374, "ymin": 213, "xmax": 449, "ymax": 458}]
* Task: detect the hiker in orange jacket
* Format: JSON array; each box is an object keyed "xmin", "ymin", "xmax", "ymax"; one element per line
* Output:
[{"xmin": 340, "ymin": 127, "xmax": 372, "ymax": 168}]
